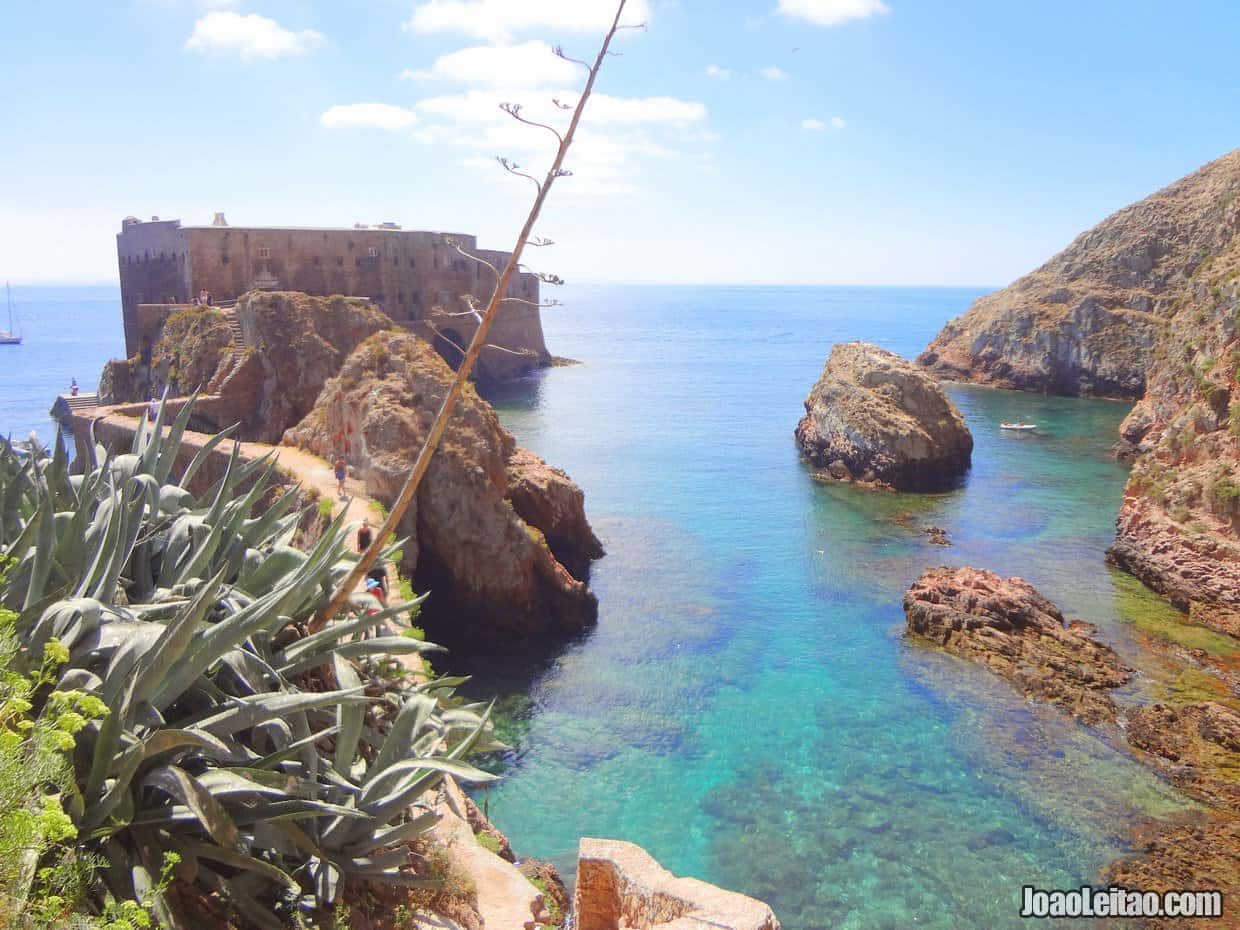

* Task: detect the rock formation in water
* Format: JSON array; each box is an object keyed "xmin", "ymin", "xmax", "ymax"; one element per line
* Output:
[
  {"xmin": 283, "ymin": 330, "xmax": 602, "ymax": 641},
  {"xmin": 919, "ymin": 149, "xmax": 1240, "ymax": 398},
  {"xmin": 795, "ymin": 342, "xmax": 973, "ymax": 491},
  {"xmin": 903, "ymin": 566, "xmax": 1131, "ymax": 724}
]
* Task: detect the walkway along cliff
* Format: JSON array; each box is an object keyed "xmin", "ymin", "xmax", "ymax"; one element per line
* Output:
[{"xmin": 86, "ymin": 290, "xmax": 602, "ymax": 645}]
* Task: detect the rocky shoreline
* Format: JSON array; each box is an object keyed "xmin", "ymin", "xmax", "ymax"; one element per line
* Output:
[{"xmin": 905, "ymin": 566, "xmax": 1240, "ymax": 927}]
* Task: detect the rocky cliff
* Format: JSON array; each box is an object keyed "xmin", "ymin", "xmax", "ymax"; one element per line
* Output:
[
  {"xmin": 1106, "ymin": 244, "xmax": 1240, "ymax": 635},
  {"xmin": 100, "ymin": 305, "xmax": 235, "ymax": 403},
  {"xmin": 919, "ymin": 149, "xmax": 1240, "ymax": 398},
  {"xmin": 795, "ymin": 342, "xmax": 973, "ymax": 491},
  {"xmin": 283, "ymin": 330, "xmax": 602, "ymax": 643}
]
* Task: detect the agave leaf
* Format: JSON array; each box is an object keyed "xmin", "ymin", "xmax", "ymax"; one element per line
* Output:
[
  {"xmin": 139, "ymin": 764, "xmax": 241, "ymax": 850},
  {"xmin": 196, "ymin": 866, "xmax": 287, "ymax": 930},
  {"xmin": 282, "ymin": 636, "xmax": 440, "ymax": 677},
  {"xmin": 340, "ymin": 811, "xmax": 440, "ymax": 858},
  {"xmin": 332, "ymin": 654, "xmax": 365, "ymax": 778},
  {"xmin": 177, "ymin": 422, "xmax": 238, "ymax": 491},
  {"xmin": 180, "ymin": 841, "xmax": 298, "ymax": 891},
  {"xmin": 366, "ymin": 695, "xmax": 437, "ymax": 782},
  {"xmin": 192, "ymin": 688, "xmax": 371, "ymax": 738}
]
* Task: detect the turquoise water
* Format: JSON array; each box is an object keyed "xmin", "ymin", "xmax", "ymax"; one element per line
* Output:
[
  {"xmin": 0, "ymin": 285, "xmax": 1202, "ymax": 928},
  {"xmin": 469, "ymin": 285, "xmax": 1196, "ymax": 929}
]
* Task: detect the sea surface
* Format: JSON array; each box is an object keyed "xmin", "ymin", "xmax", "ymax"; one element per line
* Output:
[
  {"xmin": 0, "ymin": 284, "xmax": 1204, "ymax": 930},
  {"xmin": 0, "ymin": 285, "xmax": 124, "ymax": 444},
  {"xmin": 474, "ymin": 284, "xmax": 1202, "ymax": 930}
]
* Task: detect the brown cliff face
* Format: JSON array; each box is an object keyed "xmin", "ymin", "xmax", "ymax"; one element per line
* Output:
[
  {"xmin": 919, "ymin": 149, "xmax": 1240, "ymax": 398},
  {"xmin": 795, "ymin": 342, "xmax": 973, "ymax": 491},
  {"xmin": 231, "ymin": 291, "xmax": 395, "ymax": 443},
  {"xmin": 1104, "ymin": 205, "xmax": 1240, "ymax": 635},
  {"xmin": 283, "ymin": 331, "xmax": 600, "ymax": 643},
  {"xmin": 903, "ymin": 566, "xmax": 1131, "ymax": 725},
  {"xmin": 100, "ymin": 305, "xmax": 234, "ymax": 404}
]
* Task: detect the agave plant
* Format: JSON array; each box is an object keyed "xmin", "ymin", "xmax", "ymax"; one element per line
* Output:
[{"xmin": 0, "ymin": 399, "xmax": 501, "ymax": 928}]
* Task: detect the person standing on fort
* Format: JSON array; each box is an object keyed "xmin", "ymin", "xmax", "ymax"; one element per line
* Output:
[
  {"xmin": 334, "ymin": 455, "xmax": 347, "ymax": 498},
  {"xmin": 199, "ymin": 288, "xmax": 209, "ymax": 306},
  {"xmin": 69, "ymin": 378, "xmax": 79, "ymax": 397}
]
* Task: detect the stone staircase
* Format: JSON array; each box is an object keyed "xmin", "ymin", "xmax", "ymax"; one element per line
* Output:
[
  {"xmin": 63, "ymin": 392, "xmax": 99, "ymax": 412},
  {"xmin": 221, "ymin": 309, "xmax": 245, "ymax": 349}
]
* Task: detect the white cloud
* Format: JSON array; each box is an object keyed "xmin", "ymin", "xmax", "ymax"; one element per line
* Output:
[
  {"xmin": 802, "ymin": 116, "xmax": 846, "ymax": 131},
  {"xmin": 776, "ymin": 0, "xmax": 890, "ymax": 27},
  {"xmin": 759, "ymin": 66, "xmax": 789, "ymax": 81},
  {"xmin": 704, "ymin": 64, "xmax": 731, "ymax": 80},
  {"xmin": 408, "ymin": 86, "xmax": 707, "ymax": 195},
  {"xmin": 185, "ymin": 11, "xmax": 324, "ymax": 60},
  {"xmin": 402, "ymin": 40, "xmax": 580, "ymax": 87},
  {"xmin": 405, "ymin": 0, "xmax": 651, "ymax": 41},
  {"xmin": 320, "ymin": 103, "xmax": 419, "ymax": 131}
]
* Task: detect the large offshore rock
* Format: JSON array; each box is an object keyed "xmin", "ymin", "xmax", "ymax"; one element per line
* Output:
[
  {"xmin": 904, "ymin": 566, "xmax": 1132, "ymax": 725},
  {"xmin": 795, "ymin": 342, "xmax": 973, "ymax": 491},
  {"xmin": 283, "ymin": 331, "xmax": 600, "ymax": 642},
  {"xmin": 919, "ymin": 148, "xmax": 1240, "ymax": 398}
]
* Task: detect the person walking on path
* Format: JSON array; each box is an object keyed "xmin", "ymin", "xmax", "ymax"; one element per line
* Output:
[
  {"xmin": 334, "ymin": 456, "xmax": 347, "ymax": 499},
  {"xmin": 357, "ymin": 520, "xmax": 373, "ymax": 554}
]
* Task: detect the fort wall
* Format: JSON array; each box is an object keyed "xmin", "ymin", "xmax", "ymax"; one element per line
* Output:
[{"xmin": 116, "ymin": 216, "xmax": 550, "ymax": 380}]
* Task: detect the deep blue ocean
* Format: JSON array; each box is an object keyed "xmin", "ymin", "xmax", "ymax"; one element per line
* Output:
[{"xmin": 2, "ymin": 284, "xmax": 1208, "ymax": 929}]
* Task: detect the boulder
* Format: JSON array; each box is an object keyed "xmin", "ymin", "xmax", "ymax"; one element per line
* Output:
[
  {"xmin": 795, "ymin": 342, "xmax": 973, "ymax": 491},
  {"xmin": 903, "ymin": 566, "xmax": 1131, "ymax": 725},
  {"xmin": 283, "ymin": 330, "xmax": 600, "ymax": 643}
]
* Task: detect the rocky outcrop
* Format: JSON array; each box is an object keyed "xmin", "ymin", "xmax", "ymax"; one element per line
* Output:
[
  {"xmin": 283, "ymin": 330, "xmax": 600, "ymax": 642},
  {"xmin": 1123, "ymin": 701, "xmax": 1240, "ymax": 810},
  {"xmin": 795, "ymin": 342, "xmax": 973, "ymax": 491},
  {"xmin": 100, "ymin": 305, "xmax": 235, "ymax": 404},
  {"xmin": 919, "ymin": 149, "xmax": 1240, "ymax": 398},
  {"xmin": 231, "ymin": 291, "xmax": 395, "ymax": 443},
  {"xmin": 903, "ymin": 566, "xmax": 1132, "ymax": 724},
  {"xmin": 574, "ymin": 839, "xmax": 780, "ymax": 930},
  {"xmin": 506, "ymin": 448, "xmax": 604, "ymax": 577},
  {"xmin": 1106, "ymin": 270, "xmax": 1240, "ymax": 635}
]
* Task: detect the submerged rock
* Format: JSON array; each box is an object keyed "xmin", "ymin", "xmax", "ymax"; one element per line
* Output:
[
  {"xmin": 903, "ymin": 566, "xmax": 1131, "ymax": 725},
  {"xmin": 283, "ymin": 330, "xmax": 601, "ymax": 642},
  {"xmin": 795, "ymin": 342, "xmax": 973, "ymax": 491}
]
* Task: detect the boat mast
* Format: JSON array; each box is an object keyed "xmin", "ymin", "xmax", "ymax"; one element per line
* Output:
[{"xmin": 5, "ymin": 282, "xmax": 11, "ymax": 333}]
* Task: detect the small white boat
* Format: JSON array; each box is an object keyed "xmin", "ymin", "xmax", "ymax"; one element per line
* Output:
[
  {"xmin": 0, "ymin": 283, "xmax": 20, "ymax": 345},
  {"xmin": 1000, "ymin": 422, "xmax": 1038, "ymax": 431}
]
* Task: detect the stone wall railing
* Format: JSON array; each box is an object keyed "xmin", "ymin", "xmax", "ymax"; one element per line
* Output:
[{"xmin": 574, "ymin": 838, "xmax": 780, "ymax": 930}]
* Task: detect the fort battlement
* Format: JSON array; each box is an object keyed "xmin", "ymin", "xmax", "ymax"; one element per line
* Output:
[{"xmin": 117, "ymin": 214, "xmax": 549, "ymax": 381}]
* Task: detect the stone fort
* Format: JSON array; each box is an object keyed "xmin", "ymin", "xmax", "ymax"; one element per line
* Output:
[{"xmin": 117, "ymin": 213, "xmax": 549, "ymax": 381}]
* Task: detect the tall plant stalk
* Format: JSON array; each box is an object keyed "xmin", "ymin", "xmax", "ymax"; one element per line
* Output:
[{"xmin": 312, "ymin": 1, "xmax": 629, "ymax": 631}]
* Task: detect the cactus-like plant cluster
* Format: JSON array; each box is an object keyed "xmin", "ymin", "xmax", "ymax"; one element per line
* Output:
[{"xmin": 0, "ymin": 400, "xmax": 500, "ymax": 927}]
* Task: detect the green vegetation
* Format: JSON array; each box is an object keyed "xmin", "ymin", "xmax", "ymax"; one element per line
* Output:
[
  {"xmin": 0, "ymin": 401, "xmax": 505, "ymax": 927},
  {"xmin": 476, "ymin": 831, "xmax": 502, "ymax": 855},
  {"xmin": 318, "ymin": 496, "xmax": 336, "ymax": 519}
]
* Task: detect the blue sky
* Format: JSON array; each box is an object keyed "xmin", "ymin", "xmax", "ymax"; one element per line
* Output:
[{"xmin": 3, "ymin": 0, "xmax": 1238, "ymax": 286}]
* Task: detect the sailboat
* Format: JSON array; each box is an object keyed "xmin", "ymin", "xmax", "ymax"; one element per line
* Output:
[{"xmin": 0, "ymin": 283, "xmax": 20, "ymax": 345}]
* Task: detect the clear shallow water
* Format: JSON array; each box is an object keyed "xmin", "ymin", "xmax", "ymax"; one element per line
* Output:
[
  {"xmin": 469, "ymin": 284, "xmax": 1198, "ymax": 930},
  {"xmin": 0, "ymin": 284, "xmax": 1207, "ymax": 928},
  {"xmin": 0, "ymin": 286, "xmax": 124, "ymax": 443}
]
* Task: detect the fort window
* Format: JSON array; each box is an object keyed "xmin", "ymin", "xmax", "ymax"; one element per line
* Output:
[
  {"xmin": 312, "ymin": 256, "xmax": 321, "ymax": 266},
  {"xmin": 221, "ymin": 255, "xmax": 230, "ymax": 265},
  {"xmin": 257, "ymin": 247, "xmax": 271, "ymax": 259},
  {"xmin": 336, "ymin": 257, "xmax": 344, "ymax": 267},
  {"xmin": 368, "ymin": 247, "xmax": 379, "ymax": 258},
  {"xmin": 408, "ymin": 257, "xmax": 416, "ymax": 268}
]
